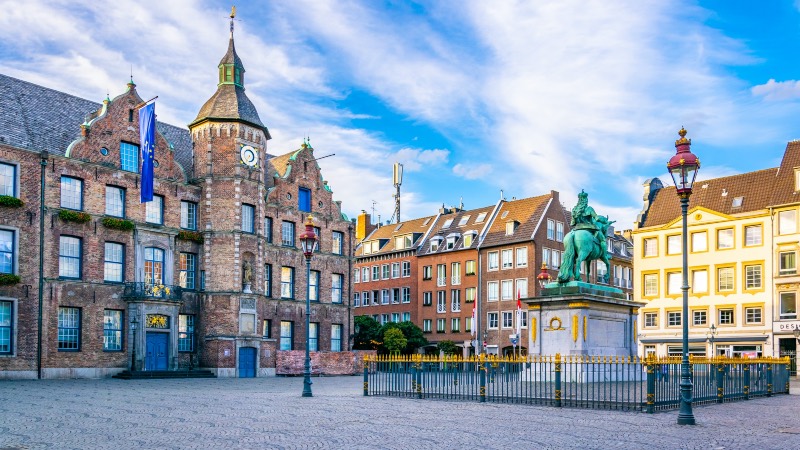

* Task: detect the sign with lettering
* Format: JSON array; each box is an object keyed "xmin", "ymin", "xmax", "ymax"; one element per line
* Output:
[{"xmin": 773, "ymin": 321, "xmax": 800, "ymax": 333}]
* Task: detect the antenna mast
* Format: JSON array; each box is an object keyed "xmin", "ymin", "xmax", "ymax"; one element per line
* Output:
[{"xmin": 392, "ymin": 162, "xmax": 403, "ymax": 223}]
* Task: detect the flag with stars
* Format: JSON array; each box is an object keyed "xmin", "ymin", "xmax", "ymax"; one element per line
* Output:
[{"xmin": 139, "ymin": 102, "xmax": 155, "ymax": 203}]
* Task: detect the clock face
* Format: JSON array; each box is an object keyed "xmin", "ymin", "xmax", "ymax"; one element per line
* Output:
[{"xmin": 240, "ymin": 145, "xmax": 257, "ymax": 167}]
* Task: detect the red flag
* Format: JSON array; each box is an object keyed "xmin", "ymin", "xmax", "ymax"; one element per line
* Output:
[
  {"xmin": 471, "ymin": 301, "xmax": 477, "ymax": 336},
  {"xmin": 516, "ymin": 290, "xmax": 522, "ymax": 336}
]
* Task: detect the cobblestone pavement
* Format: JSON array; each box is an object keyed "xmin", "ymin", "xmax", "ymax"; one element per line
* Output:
[{"xmin": 1, "ymin": 376, "xmax": 798, "ymax": 450}]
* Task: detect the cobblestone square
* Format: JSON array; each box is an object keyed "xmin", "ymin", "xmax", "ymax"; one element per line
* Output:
[{"xmin": 1, "ymin": 376, "xmax": 798, "ymax": 449}]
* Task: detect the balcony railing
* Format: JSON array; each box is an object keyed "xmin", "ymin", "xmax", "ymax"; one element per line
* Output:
[
  {"xmin": 437, "ymin": 277, "xmax": 447, "ymax": 287},
  {"xmin": 451, "ymin": 276, "xmax": 461, "ymax": 285},
  {"xmin": 122, "ymin": 282, "xmax": 183, "ymax": 302}
]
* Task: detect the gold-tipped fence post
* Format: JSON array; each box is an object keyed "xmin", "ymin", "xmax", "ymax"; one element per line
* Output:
[{"xmin": 363, "ymin": 355, "xmax": 369, "ymax": 396}]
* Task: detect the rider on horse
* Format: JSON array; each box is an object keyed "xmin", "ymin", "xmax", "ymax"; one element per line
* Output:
[{"xmin": 571, "ymin": 190, "xmax": 605, "ymax": 248}]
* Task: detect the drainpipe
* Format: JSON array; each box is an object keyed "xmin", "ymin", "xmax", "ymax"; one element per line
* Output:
[
  {"xmin": 37, "ymin": 151, "xmax": 48, "ymax": 379},
  {"xmin": 347, "ymin": 224, "xmax": 353, "ymax": 350}
]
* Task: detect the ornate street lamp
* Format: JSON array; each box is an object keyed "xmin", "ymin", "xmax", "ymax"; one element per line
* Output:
[
  {"xmin": 706, "ymin": 323, "xmax": 717, "ymax": 356},
  {"xmin": 130, "ymin": 315, "xmax": 139, "ymax": 372},
  {"xmin": 299, "ymin": 215, "xmax": 319, "ymax": 398},
  {"xmin": 667, "ymin": 127, "xmax": 700, "ymax": 426},
  {"xmin": 537, "ymin": 263, "xmax": 552, "ymax": 290}
]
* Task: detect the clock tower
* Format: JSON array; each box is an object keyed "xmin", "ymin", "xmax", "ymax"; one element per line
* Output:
[{"xmin": 188, "ymin": 22, "xmax": 271, "ymax": 374}]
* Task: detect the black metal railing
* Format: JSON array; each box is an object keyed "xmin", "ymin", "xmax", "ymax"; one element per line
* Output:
[
  {"xmin": 363, "ymin": 355, "xmax": 791, "ymax": 413},
  {"xmin": 122, "ymin": 282, "xmax": 183, "ymax": 302}
]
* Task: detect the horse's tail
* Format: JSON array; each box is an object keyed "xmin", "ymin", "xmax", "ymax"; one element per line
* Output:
[{"xmin": 557, "ymin": 232, "xmax": 575, "ymax": 283}]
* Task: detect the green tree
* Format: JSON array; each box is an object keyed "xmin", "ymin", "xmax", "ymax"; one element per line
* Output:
[
  {"xmin": 436, "ymin": 340, "xmax": 459, "ymax": 355},
  {"xmin": 383, "ymin": 328, "xmax": 407, "ymax": 355},
  {"xmin": 353, "ymin": 316, "xmax": 381, "ymax": 350},
  {"xmin": 396, "ymin": 321, "xmax": 428, "ymax": 354},
  {"xmin": 380, "ymin": 321, "xmax": 428, "ymax": 354}
]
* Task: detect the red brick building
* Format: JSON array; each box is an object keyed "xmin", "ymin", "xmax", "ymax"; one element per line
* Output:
[
  {"xmin": 416, "ymin": 204, "xmax": 499, "ymax": 354},
  {"xmin": 479, "ymin": 192, "xmax": 567, "ymax": 356},
  {"xmin": 0, "ymin": 27, "xmax": 352, "ymax": 379},
  {"xmin": 354, "ymin": 214, "xmax": 437, "ymax": 326}
]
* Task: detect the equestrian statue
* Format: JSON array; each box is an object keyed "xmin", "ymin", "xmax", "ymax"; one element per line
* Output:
[{"xmin": 557, "ymin": 190, "xmax": 615, "ymax": 284}]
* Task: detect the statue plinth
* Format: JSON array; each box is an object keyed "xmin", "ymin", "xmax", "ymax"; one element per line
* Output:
[
  {"xmin": 242, "ymin": 283, "xmax": 252, "ymax": 294},
  {"xmin": 524, "ymin": 281, "xmax": 643, "ymax": 358}
]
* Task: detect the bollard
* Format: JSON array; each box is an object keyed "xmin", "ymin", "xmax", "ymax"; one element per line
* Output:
[
  {"xmin": 716, "ymin": 362, "xmax": 724, "ymax": 404},
  {"xmin": 743, "ymin": 363, "xmax": 750, "ymax": 400},
  {"xmin": 646, "ymin": 357, "xmax": 655, "ymax": 414},
  {"xmin": 363, "ymin": 356, "xmax": 369, "ymax": 397},
  {"xmin": 766, "ymin": 363, "xmax": 773, "ymax": 397},
  {"xmin": 555, "ymin": 353, "xmax": 562, "ymax": 408}
]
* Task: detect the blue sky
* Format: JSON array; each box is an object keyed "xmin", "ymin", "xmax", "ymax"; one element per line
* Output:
[{"xmin": 2, "ymin": 1, "xmax": 800, "ymax": 228}]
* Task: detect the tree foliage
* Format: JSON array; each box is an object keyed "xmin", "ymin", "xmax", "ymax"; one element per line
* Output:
[
  {"xmin": 380, "ymin": 321, "xmax": 428, "ymax": 354},
  {"xmin": 383, "ymin": 328, "xmax": 407, "ymax": 355},
  {"xmin": 353, "ymin": 316, "xmax": 382, "ymax": 350},
  {"xmin": 436, "ymin": 340, "xmax": 459, "ymax": 355}
]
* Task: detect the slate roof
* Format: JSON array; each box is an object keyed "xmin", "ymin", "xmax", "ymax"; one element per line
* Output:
[
  {"xmin": 0, "ymin": 73, "xmax": 195, "ymax": 177},
  {"xmin": 189, "ymin": 83, "xmax": 267, "ymax": 134},
  {"xmin": 481, "ymin": 193, "xmax": 552, "ymax": 248},
  {"xmin": 219, "ymin": 37, "xmax": 244, "ymax": 68},
  {"xmin": 417, "ymin": 204, "xmax": 497, "ymax": 256},
  {"xmin": 640, "ymin": 168, "xmax": 778, "ymax": 228},
  {"xmin": 355, "ymin": 215, "xmax": 437, "ymax": 257}
]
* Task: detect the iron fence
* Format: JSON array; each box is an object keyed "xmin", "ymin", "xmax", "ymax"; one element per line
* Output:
[{"xmin": 363, "ymin": 354, "xmax": 791, "ymax": 413}]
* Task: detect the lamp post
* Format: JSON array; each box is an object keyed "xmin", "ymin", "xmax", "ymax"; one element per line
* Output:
[
  {"xmin": 537, "ymin": 263, "xmax": 552, "ymax": 290},
  {"xmin": 299, "ymin": 215, "xmax": 319, "ymax": 398},
  {"xmin": 667, "ymin": 127, "xmax": 700, "ymax": 426},
  {"xmin": 706, "ymin": 323, "xmax": 717, "ymax": 357},
  {"xmin": 130, "ymin": 315, "xmax": 139, "ymax": 372}
]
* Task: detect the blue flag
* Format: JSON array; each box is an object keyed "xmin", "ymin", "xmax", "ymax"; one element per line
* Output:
[{"xmin": 139, "ymin": 102, "xmax": 155, "ymax": 203}]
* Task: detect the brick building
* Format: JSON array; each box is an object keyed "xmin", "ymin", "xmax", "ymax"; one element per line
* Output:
[
  {"xmin": 0, "ymin": 27, "xmax": 352, "ymax": 379},
  {"xmin": 480, "ymin": 192, "xmax": 567, "ymax": 356},
  {"xmin": 417, "ymin": 204, "xmax": 499, "ymax": 354},
  {"xmin": 354, "ymin": 213, "xmax": 437, "ymax": 325}
]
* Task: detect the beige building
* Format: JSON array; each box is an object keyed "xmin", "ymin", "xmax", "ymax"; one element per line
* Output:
[{"xmin": 633, "ymin": 167, "xmax": 776, "ymax": 358}]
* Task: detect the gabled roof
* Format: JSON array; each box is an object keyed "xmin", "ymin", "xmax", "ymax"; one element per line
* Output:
[
  {"xmin": 0, "ymin": 73, "xmax": 194, "ymax": 176},
  {"xmin": 769, "ymin": 140, "xmax": 800, "ymax": 207},
  {"xmin": 268, "ymin": 147, "xmax": 304, "ymax": 178},
  {"xmin": 356, "ymin": 215, "xmax": 436, "ymax": 257},
  {"xmin": 481, "ymin": 193, "xmax": 552, "ymax": 248},
  {"xmin": 640, "ymin": 168, "xmax": 777, "ymax": 228},
  {"xmin": 418, "ymin": 204, "xmax": 496, "ymax": 256}
]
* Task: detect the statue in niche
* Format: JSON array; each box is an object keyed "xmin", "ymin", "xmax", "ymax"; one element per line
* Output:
[{"xmin": 242, "ymin": 261, "xmax": 253, "ymax": 293}]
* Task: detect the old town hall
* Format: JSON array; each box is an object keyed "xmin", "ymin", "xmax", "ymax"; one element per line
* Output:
[{"xmin": 0, "ymin": 23, "xmax": 353, "ymax": 378}]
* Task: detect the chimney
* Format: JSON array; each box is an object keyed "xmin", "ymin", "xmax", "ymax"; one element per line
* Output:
[{"xmin": 356, "ymin": 210, "xmax": 376, "ymax": 241}]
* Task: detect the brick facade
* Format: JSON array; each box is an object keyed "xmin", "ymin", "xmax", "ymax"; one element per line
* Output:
[{"xmin": 0, "ymin": 30, "xmax": 353, "ymax": 379}]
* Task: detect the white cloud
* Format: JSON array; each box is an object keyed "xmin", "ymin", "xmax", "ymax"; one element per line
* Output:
[
  {"xmin": 751, "ymin": 79, "xmax": 800, "ymax": 101},
  {"xmin": 392, "ymin": 147, "xmax": 450, "ymax": 171},
  {"xmin": 453, "ymin": 163, "xmax": 491, "ymax": 180}
]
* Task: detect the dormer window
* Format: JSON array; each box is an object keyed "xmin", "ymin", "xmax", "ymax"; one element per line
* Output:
[
  {"xmin": 463, "ymin": 231, "xmax": 478, "ymax": 248},
  {"xmin": 505, "ymin": 221, "xmax": 518, "ymax": 236},
  {"xmin": 430, "ymin": 236, "xmax": 443, "ymax": 252},
  {"xmin": 795, "ymin": 168, "xmax": 800, "ymax": 191},
  {"xmin": 445, "ymin": 233, "xmax": 461, "ymax": 250}
]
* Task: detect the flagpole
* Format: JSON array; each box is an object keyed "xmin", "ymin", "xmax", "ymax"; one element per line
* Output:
[{"xmin": 133, "ymin": 96, "xmax": 159, "ymax": 110}]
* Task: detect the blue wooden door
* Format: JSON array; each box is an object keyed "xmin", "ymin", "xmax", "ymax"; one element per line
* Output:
[
  {"xmin": 238, "ymin": 347, "xmax": 257, "ymax": 378},
  {"xmin": 145, "ymin": 333, "xmax": 169, "ymax": 370}
]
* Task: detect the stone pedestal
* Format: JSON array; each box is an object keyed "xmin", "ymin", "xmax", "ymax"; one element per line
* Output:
[{"xmin": 525, "ymin": 281, "xmax": 644, "ymax": 358}]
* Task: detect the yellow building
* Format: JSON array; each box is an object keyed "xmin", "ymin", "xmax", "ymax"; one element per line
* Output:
[{"xmin": 633, "ymin": 163, "xmax": 778, "ymax": 358}]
